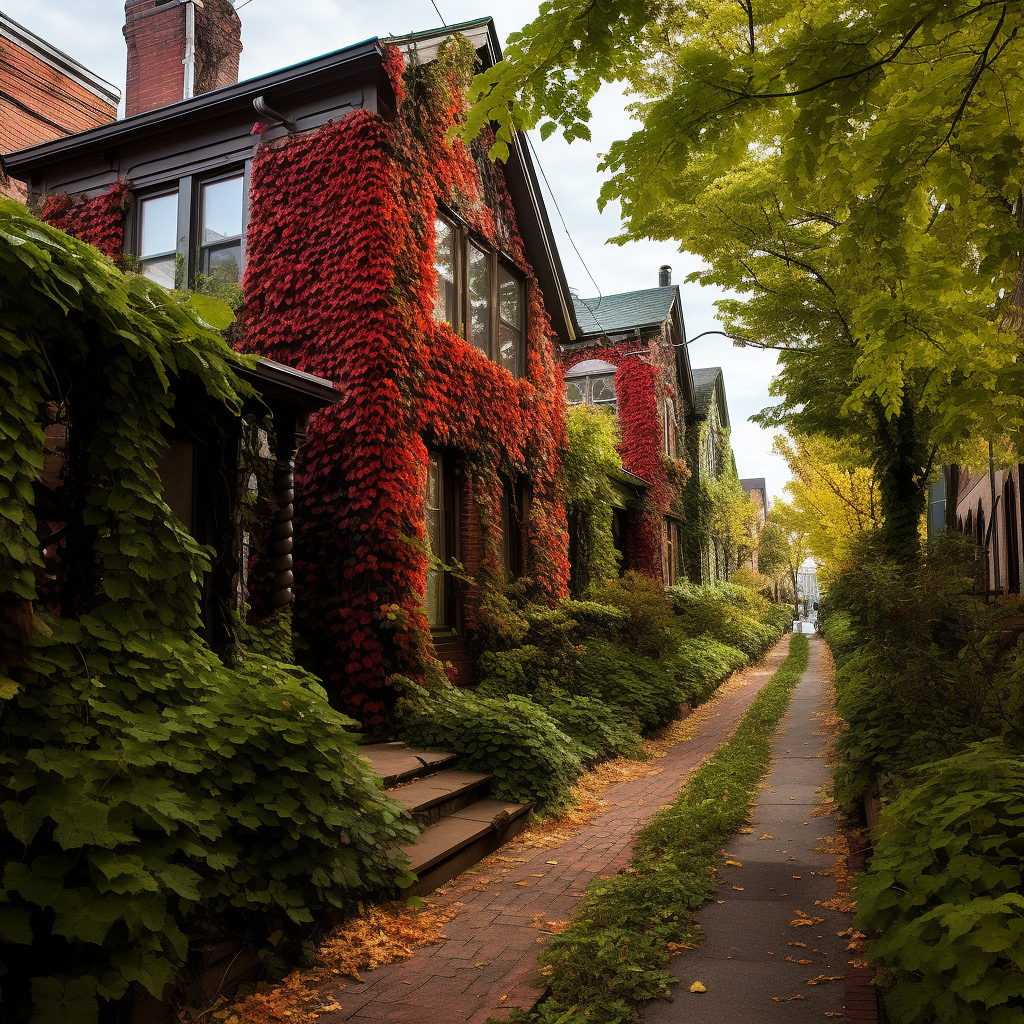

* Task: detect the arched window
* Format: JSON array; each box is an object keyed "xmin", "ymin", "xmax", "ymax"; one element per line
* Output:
[{"xmin": 564, "ymin": 359, "xmax": 618, "ymax": 412}]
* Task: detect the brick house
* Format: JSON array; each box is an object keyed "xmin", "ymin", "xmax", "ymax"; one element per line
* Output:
[
  {"xmin": 561, "ymin": 269, "xmax": 694, "ymax": 585},
  {"xmin": 740, "ymin": 476, "xmax": 768, "ymax": 572},
  {"xmin": 947, "ymin": 464, "xmax": 1024, "ymax": 595},
  {"xmin": 0, "ymin": 11, "xmax": 119, "ymax": 202},
  {"xmin": 7, "ymin": 7, "xmax": 580, "ymax": 726}
]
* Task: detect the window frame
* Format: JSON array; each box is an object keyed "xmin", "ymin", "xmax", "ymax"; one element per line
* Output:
[
  {"xmin": 432, "ymin": 209, "xmax": 526, "ymax": 378},
  {"xmin": 564, "ymin": 371, "xmax": 618, "ymax": 411},
  {"xmin": 196, "ymin": 170, "xmax": 247, "ymax": 287},
  {"xmin": 424, "ymin": 449, "xmax": 461, "ymax": 633},
  {"xmin": 130, "ymin": 162, "xmax": 250, "ymax": 290}
]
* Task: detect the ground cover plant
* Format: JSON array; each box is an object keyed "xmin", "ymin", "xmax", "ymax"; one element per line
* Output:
[
  {"xmin": 819, "ymin": 532, "xmax": 1024, "ymax": 1023},
  {"xmin": 0, "ymin": 202, "xmax": 417, "ymax": 1024},
  {"xmin": 498, "ymin": 633, "xmax": 808, "ymax": 1024},
  {"xmin": 400, "ymin": 574, "xmax": 786, "ymax": 810}
]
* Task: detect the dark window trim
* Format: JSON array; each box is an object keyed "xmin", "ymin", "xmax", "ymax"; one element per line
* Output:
[
  {"xmin": 425, "ymin": 447, "xmax": 461, "ymax": 635},
  {"xmin": 128, "ymin": 159, "xmax": 250, "ymax": 289},
  {"xmin": 433, "ymin": 203, "xmax": 525, "ymax": 378}
]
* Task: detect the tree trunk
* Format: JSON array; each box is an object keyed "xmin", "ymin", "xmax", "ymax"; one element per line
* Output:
[{"xmin": 873, "ymin": 400, "xmax": 928, "ymax": 562}]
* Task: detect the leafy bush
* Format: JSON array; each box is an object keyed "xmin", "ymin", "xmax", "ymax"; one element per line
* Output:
[
  {"xmin": 818, "ymin": 609, "xmax": 858, "ymax": 666},
  {"xmin": 588, "ymin": 572, "xmax": 680, "ymax": 657},
  {"xmin": 0, "ymin": 624, "xmax": 417, "ymax": 1022},
  {"xmin": 397, "ymin": 683, "xmax": 586, "ymax": 812},
  {"xmin": 856, "ymin": 740, "xmax": 1024, "ymax": 1024},
  {"xmin": 670, "ymin": 585, "xmax": 780, "ymax": 661},
  {"xmin": 667, "ymin": 637, "xmax": 748, "ymax": 705}
]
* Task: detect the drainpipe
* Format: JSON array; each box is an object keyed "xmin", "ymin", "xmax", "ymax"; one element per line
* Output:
[
  {"xmin": 989, "ymin": 440, "xmax": 1001, "ymax": 592},
  {"xmin": 182, "ymin": 0, "xmax": 204, "ymax": 99}
]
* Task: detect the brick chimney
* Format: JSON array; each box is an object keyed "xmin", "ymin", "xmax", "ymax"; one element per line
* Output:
[{"xmin": 123, "ymin": 0, "xmax": 242, "ymax": 117}]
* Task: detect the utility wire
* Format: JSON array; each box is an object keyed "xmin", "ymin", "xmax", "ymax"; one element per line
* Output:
[
  {"xmin": 430, "ymin": 1, "xmax": 448, "ymax": 27},
  {"xmin": 524, "ymin": 131, "xmax": 614, "ymax": 342},
  {"xmin": 234, "ymin": 0, "xmax": 257, "ymax": 11}
]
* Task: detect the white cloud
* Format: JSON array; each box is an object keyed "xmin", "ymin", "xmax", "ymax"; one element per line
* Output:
[{"xmin": 5, "ymin": 0, "xmax": 790, "ymax": 498}]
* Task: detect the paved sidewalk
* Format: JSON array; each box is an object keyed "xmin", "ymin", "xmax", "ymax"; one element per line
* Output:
[
  {"xmin": 644, "ymin": 635, "xmax": 853, "ymax": 1023},
  {"xmin": 320, "ymin": 636, "xmax": 794, "ymax": 1024}
]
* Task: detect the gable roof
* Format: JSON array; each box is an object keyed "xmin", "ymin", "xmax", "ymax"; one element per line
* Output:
[
  {"xmin": 691, "ymin": 366, "xmax": 731, "ymax": 428},
  {"xmin": 4, "ymin": 17, "xmax": 578, "ymax": 345},
  {"xmin": 573, "ymin": 285, "xmax": 677, "ymax": 335}
]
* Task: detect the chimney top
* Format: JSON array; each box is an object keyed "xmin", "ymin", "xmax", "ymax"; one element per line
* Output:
[
  {"xmin": 123, "ymin": 0, "xmax": 242, "ymax": 118},
  {"xmin": 659, "ymin": 265, "xmax": 672, "ymax": 287}
]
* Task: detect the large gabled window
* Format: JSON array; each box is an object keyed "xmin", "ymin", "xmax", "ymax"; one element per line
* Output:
[{"xmin": 433, "ymin": 213, "xmax": 524, "ymax": 377}]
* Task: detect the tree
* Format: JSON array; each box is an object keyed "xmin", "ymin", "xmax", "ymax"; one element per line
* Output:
[
  {"xmin": 757, "ymin": 519, "xmax": 791, "ymax": 602},
  {"xmin": 769, "ymin": 502, "xmax": 814, "ymax": 616},
  {"xmin": 465, "ymin": 0, "xmax": 1024, "ymax": 559},
  {"xmin": 773, "ymin": 433, "xmax": 884, "ymax": 587}
]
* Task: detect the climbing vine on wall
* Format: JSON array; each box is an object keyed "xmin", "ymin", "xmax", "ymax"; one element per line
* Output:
[
  {"xmin": 562, "ymin": 344, "xmax": 688, "ymax": 580},
  {"xmin": 38, "ymin": 179, "xmax": 131, "ymax": 263},
  {"xmin": 238, "ymin": 38, "xmax": 569, "ymax": 725}
]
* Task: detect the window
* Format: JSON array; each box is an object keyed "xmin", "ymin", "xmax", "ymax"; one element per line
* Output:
[
  {"xmin": 135, "ymin": 168, "xmax": 246, "ymax": 290},
  {"xmin": 198, "ymin": 174, "xmax": 244, "ymax": 286},
  {"xmin": 139, "ymin": 191, "xmax": 179, "ymax": 288},
  {"xmin": 432, "ymin": 214, "xmax": 524, "ymax": 376},
  {"xmin": 433, "ymin": 217, "xmax": 457, "ymax": 325},
  {"xmin": 664, "ymin": 398, "xmax": 677, "ymax": 457},
  {"xmin": 564, "ymin": 359, "xmax": 618, "ymax": 412},
  {"xmin": 425, "ymin": 451, "xmax": 458, "ymax": 629},
  {"xmin": 499, "ymin": 477, "xmax": 526, "ymax": 582}
]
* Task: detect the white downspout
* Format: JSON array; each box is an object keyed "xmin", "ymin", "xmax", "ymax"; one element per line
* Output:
[{"xmin": 182, "ymin": 0, "xmax": 204, "ymax": 99}]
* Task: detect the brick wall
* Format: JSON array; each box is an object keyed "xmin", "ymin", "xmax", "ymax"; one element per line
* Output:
[
  {"xmin": 0, "ymin": 36, "xmax": 117, "ymax": 201},
  {"xmin": 123, "ymin": 0, "xmax": 241, "ymax": 117}
]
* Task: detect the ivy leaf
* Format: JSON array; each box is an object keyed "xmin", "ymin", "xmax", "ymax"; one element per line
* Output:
[{"xmin": 185, "ymin": 293, "xmax": 235, "ymax": 331}]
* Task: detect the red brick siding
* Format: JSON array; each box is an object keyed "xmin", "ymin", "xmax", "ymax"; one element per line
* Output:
[{"xmin": 0, "ymin": 37, "xmax": 117, "ymax": 201}]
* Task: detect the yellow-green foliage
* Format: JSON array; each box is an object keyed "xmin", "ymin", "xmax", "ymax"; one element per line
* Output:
[{"xmin": 564, "ymin": 404, "xmax": 623, "ymax": 596}]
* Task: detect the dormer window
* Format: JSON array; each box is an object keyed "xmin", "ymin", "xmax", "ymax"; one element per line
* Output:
[{"xmin": 564, "ymin": 359, "xmax": 618, "ymax": 412}]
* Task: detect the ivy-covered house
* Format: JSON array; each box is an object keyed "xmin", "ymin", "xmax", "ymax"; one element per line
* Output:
[
  {"xmin": 561, "ymin": 269, "xmax": 694, "ymax": 585},
  {"xmin": 6, "ymin": 9, "xmax": 582, "ymax": 727},
  {"xmin": 684, "ymin": 366, "xmax": 734, "ymax": 583}
]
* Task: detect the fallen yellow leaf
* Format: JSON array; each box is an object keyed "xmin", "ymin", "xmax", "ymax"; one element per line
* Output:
[
  {"xmin": 690, "ymin": 981, "xmax": 707, "ymax": 993},
  {"xmin": 725, "ymin": 860, "xmax": 743, "ymax": 867}
]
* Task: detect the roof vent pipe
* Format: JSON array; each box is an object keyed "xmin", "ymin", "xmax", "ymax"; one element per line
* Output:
[{"xmin": 659, "ymin": 265, "xmax": 672, "ymax": 287}]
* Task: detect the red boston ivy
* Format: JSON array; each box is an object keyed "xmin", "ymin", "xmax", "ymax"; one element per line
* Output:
[
  {"xmin": 562, "ymin": 340, "xmax": 689, "ymax": 580},
  {"xmin": 39, "ymin": 180, "xmax": 131, "ymax": 263},
  {"xmin": 238, "ymin": 40, "xmax": 569, "ymax": 725}
]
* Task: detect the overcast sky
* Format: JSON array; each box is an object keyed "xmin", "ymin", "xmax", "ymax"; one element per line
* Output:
[{"xmin": 4, "ymin": 0, "xmax": 790, "ymax": 499}]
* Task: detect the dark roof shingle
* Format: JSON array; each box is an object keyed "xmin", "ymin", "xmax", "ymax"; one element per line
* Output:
[{"xmin": 573, "ymin": 285, "xmax": 677, "ymax": 335}]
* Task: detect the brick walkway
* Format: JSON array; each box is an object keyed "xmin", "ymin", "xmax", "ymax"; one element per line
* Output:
[{"xmin": 320, "ymin": 636, "xmax": 793, "ymax": 1024}]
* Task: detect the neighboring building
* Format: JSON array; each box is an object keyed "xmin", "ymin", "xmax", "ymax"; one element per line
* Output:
[
  {"xmin": 740, "ymin": 477, "xmax": 768, "ymax": 572},
  {"xmin": 7, "ymin": 12, "xmax": 580, "ymax": 726},
  {"xmin": 685, "ymin": 366, "xmax": 732, "ymax": 583},
  {"xmin": 0, "ymin": 12, "xmax": 119, "ymax": 202},
  {"xmin": 562, "ymin": 267, "xmax": 694, "ymax": 585},
  {"xmin": 950, "ymin": 464, "xmax": 1023, "ymax": 595}
]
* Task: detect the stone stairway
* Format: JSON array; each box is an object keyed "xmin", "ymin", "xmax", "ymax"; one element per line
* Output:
[{"xmin": 359, "ymin": 742, "xmax": 533, "ymax": 896}]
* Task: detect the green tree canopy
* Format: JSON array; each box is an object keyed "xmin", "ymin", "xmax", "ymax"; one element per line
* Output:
[{"xmin": 466, "ymin": 0, "xmax": 1024, "ymax": 557}]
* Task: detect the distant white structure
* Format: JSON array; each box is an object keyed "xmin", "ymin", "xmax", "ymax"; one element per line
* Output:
[{"xmin": 795, "ymin": 563, "xmax": 820, "ymax": 627}]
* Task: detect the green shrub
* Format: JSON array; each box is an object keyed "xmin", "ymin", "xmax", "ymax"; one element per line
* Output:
[
  {"xmin": 670, "ymin": 586, "xmax": 780, "ymax": 661},
  {"xmin": 0, "ymin": 623, "xmax": 418, "ymax": 1022},
  {"xmin": 667, "ymin": 637, "xmax": 748, "ymax": 705},
  {"xmin": 398, "ymin": 684, "xmax": 586, "ymax": 812},
  {"xmin": 856, "ymin": 740, "xmax": 1024, "ymax": 1024},
  {"xmin": 574, "ymin": 640, "xmax": 684, "ymax": 732},
  {"xmin": 818, "ymin": 610, "xmax": 858, "ymax": 666},
  {"xmin": 542, "ymin": 692, "xmax": 645, "ymax": 763},
  {"xmin": 588, "ymin": 572, "xmax": 680, "ymax": 658}
]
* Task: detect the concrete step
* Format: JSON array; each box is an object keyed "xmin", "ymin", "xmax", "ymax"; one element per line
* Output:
[
  {"xmin": 358, "ymin": 741, "xmax": 457, "ymax": 786},
  {"xmin": 401, "ymin": 798, "xmax": 534, "ymax": 896},
  {"xmin": 387, "ymin": 768, "xmax": 492, "ymax": 825}
]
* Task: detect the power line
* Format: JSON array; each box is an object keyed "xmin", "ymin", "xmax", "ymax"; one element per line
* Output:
[
  {"xmin": 234, "ymin": 0, "xmax": 257, "ymax": 10},
  {"xmin": 524, "ymin": 131, "xmax": 610, "ymax": 339},
  {"xmin": 429, "ymin": 1, "xmax": 448, "ymax": 27}
]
